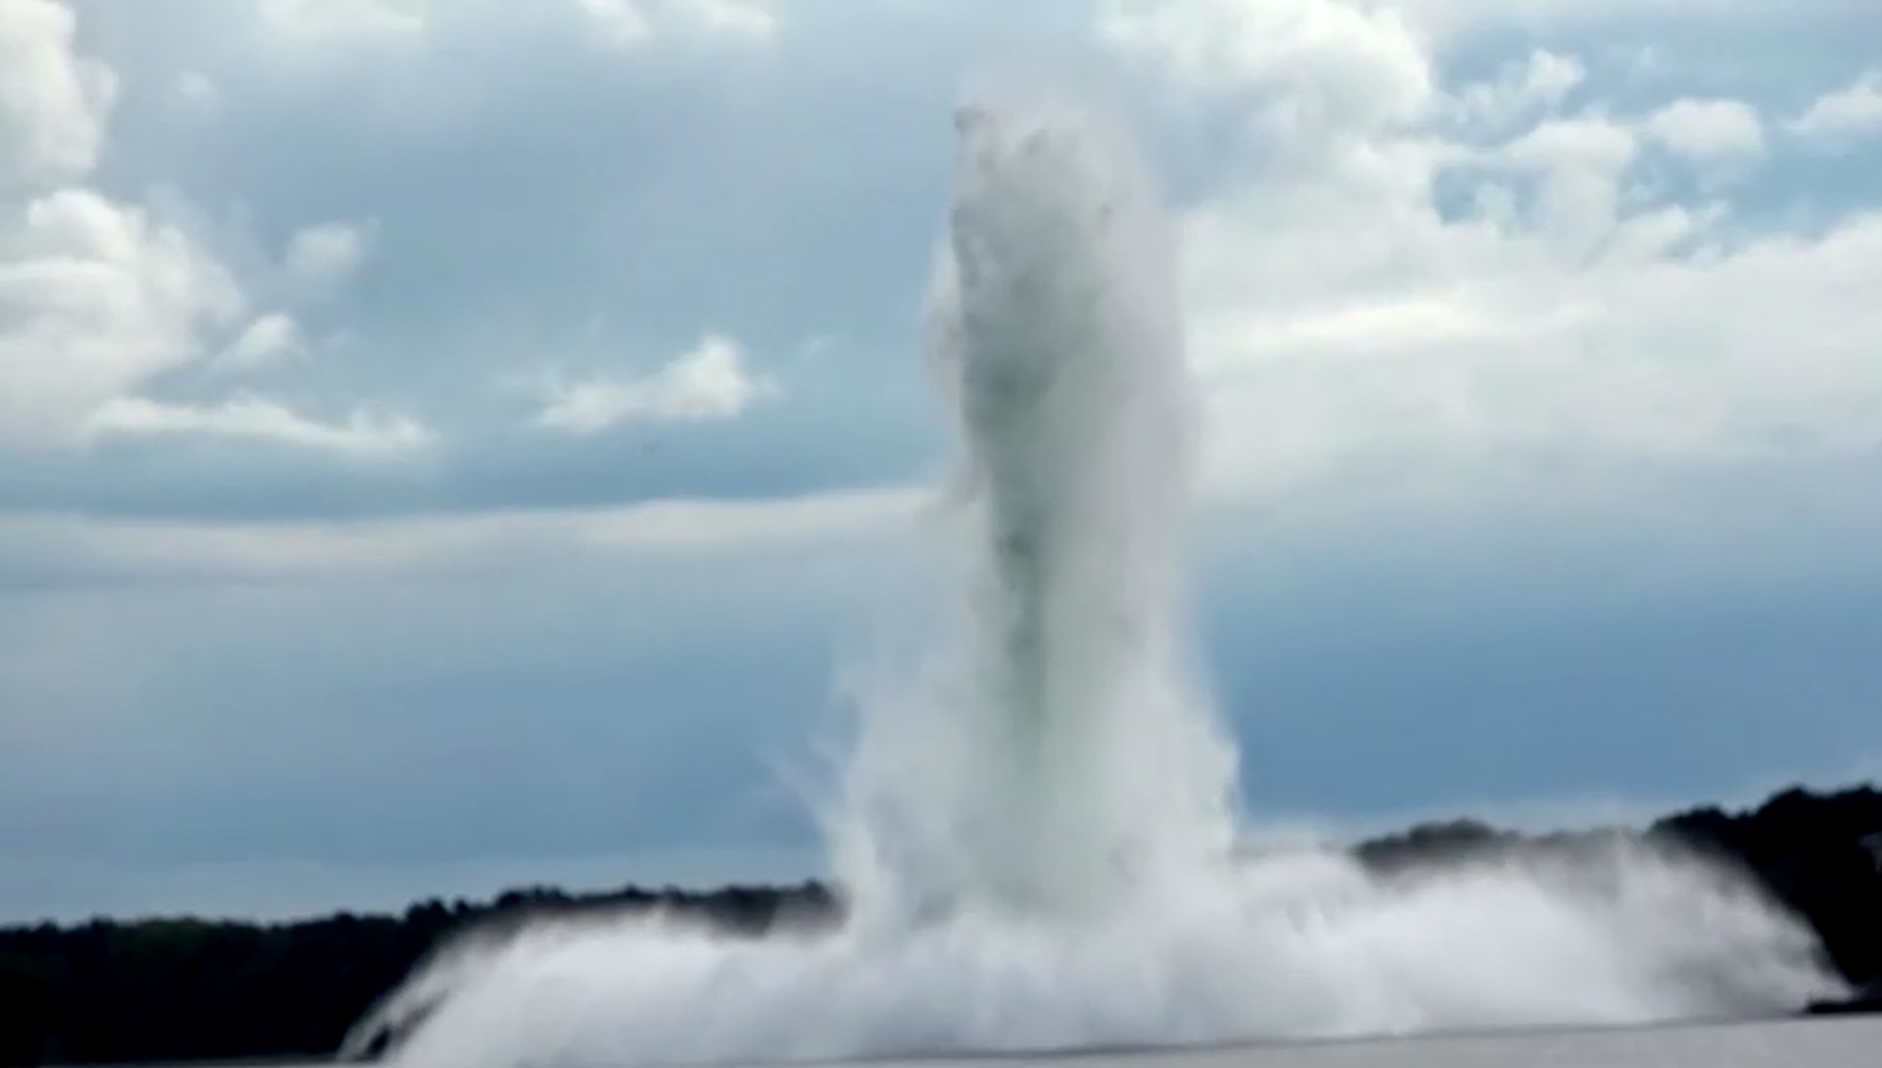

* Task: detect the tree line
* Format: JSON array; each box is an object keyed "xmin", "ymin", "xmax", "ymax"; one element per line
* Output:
[{"xmin": 2, "ymin": 785, "xmax": 1877, "ymax": 1067}]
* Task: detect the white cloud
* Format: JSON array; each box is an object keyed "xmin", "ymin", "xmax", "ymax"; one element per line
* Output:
[
  {"xmin": 0, "ymin": 3, "xmax": 413, "ymax": 460},
  {"xmin": 283, "ymin": 221, "xmax": 370, "ymax": 288},
  {"xmin": 576, "ymin": 0, "xmax": 779, "ymax": 48},
  {"xmin": 1097, "ymin": 0, "xmax": 1437, "ymax": 135},
  {"xmin": 1642, "ymin": 97, "xmax": 1765, "ymax": 163},
  {"xmin": 0, "ymin": 7, "xmax": 237, "ymax": 450},
  {"xmin": 85, "ymin": 394, "xmax": 431, "ymax": 459},
  {"xmin": 0, "ymin": 0, "xmax": 116, "ymax": 185},
  {"xmin": 0, "ymin": 486, "xmax": 921, "ymax": 584},
  {"xmin": 1482, "ymin": 114, "xmax": 1639, "ymax": 255},
  {"xmin": 0, "ymin": 188, "xmax": 244, "ymax": 449},
  {"xmin": 1498, "ymin": 112, "xmax": 1637, "ymax": 173},
  {"xmin": 676, "ymin": 0, "xmax": 779, "ymax": 39},
  {"xmin": 1395, "ymin": 0, "xmax": 1854, "ymax": 41},
  {"xmin": 1447, "ymin": 50, "xmax": 1585, "ymax": 131},
  {"xmin": 536, "ymin": 333, "xmax": 779, "ymax": 434},
  {"xmin": 1092, "ymin": 5, "xmax": 1882, "ymax": 511},
  {"xmin": 1188, "ymin": 207, "xmax": 1882, "ymax": 501},
  {"xmin": 1787, "ymin": 69, "xmax": 1882, "ymax": 148},
  {"xmin": 577, "ymin": 0, "xmax": 655, "ymax": 48},
  {"xmin": 212, "ymin": 312, "xmax": 305, "ymax": 372},
  {"xmin": 175, "ymin": 69, "xmax": 219, "ymax": 110},
  {"xmin": 256, "ymin": 0, "xmax": 424, "ymax": 45},
  {"xmin": 15, "ymin": 0, "xmax": 1881, "ymax": 527}
]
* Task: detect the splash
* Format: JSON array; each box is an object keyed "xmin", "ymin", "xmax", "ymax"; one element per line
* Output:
[
  {"xmin": 824, "ymin": 96, "xmax": 1237, "ymax": 924},
  {"xmin": 344, "ymin": 94, "xmax": 1842, "ymax": 1068}
]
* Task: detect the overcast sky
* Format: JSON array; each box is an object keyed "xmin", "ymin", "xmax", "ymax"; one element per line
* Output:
[{"xmin": 2, "ymin": 0, "xmax": 1881, "ymax": 923}]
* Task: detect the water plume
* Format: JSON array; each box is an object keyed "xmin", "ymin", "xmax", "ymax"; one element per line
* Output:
[
  {"xmin": 343, "ymin": 92, "xmax": 1842, "ymax": 1068},
  {"xmin": 825, "ymin": 94, "xmax": 1237, "ymax": 926}
]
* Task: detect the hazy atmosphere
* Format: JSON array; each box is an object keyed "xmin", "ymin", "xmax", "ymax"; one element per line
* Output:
[{"xmin": 4, "ymin": 0, "xmax": 1882, "ymax": 926}]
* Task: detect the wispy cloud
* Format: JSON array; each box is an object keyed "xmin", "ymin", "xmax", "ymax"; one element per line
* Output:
[
  {"xmin": 575, "ymin": 0, "xmax": 779, "ymax": 48},
  {"xmin": 85, "ymin": 395, "xmax": 431, "ymax": 459},
  {"xmin": 256, "ymin": 0, "xmax": 425, "ymax": 46},
  {"xmin": 535, "ymin": 334, "xmax": 780, "ymax": 435},
  {"xmin": 576, "ymin": 0, "xmax": 656, "ymax": 48},
  {"xmin": 678, "ymin": 0, "xmax": 780, "ymax": 40},
  {"xmin": 283, "ymin": 221, "xmax": 373, "ymax": 290},
  {"xmin": 0, "ymin": 485, "xmax": 920, "ymax": 586},
  {"xmin": 1641, "ymin": 97, "xmax": 1765, "ymax": 163},
  {"xmin": 1787, "ymin": 69, "xmax": 1882, "ymax": 148},
  {"xmin": 212, "ymin": 313, "xmax": 306, "ymax": 373}
]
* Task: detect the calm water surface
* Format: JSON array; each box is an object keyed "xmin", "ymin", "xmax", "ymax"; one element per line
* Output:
[{"xmin": 229, "ymin": 1017, "xmax": 1882, "ymax": 1068}]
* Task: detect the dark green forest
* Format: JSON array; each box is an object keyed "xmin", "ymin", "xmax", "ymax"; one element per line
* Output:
[{"xmin": 3, "ymin": 785, "xmax": 1878, "ymax": 1067}]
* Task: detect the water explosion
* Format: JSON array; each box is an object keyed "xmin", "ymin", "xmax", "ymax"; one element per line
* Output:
[{"xmin": 344, "ymin": 96, "xmax": 1840, "ymax": 1068}]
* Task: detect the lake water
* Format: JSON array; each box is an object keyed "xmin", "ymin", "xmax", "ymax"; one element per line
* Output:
[
  {"xmin": 223, "ymin": 1017, "xmax": 1882, "ymax": 1068},
  {"xmin": 742, "ymin": 1017, "xmax": 1879, "ymax": 1068},
  {"xmin": 1018, "ymin": 1017, "xmax": 1882, "ymax": 1068},
  {"xmin": 888, "ymin": 1018, "xmax": 1882, "ymax": 1068}
]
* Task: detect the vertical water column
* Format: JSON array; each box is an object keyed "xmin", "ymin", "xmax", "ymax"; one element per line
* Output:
[{"xmin": 844, "ymin": 97, "xmax": 1239, "ymax": 918}]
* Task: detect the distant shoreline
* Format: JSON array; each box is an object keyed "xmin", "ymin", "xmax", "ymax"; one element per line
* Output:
[{"xmin": 3, "ymin": 783, "xmax": 1877, "ymax": 1067}]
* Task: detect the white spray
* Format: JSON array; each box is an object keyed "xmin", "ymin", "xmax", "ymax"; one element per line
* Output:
[
  {"xmin": 343, "ymin": 95, "xmax": 1843, "ymax": 1068},
  {"xmin": 826, "ymin": 97, "xmax": 1237, "ymax": 923}
]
